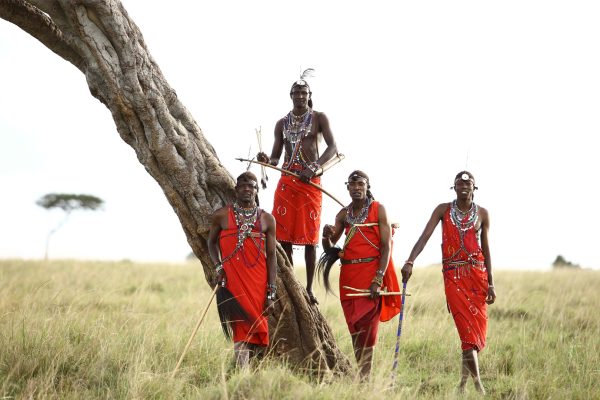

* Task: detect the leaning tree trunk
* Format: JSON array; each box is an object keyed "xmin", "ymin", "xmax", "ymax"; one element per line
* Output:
[{"xmin": 0, "ymin": 0, "xmax": 351, "ymax": 374}]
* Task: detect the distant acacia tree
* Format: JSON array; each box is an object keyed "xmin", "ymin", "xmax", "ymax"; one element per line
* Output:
[
  {"xmin": 552, "ymin": 255, "xmax": 580, "ymax": 269},
  {"xmin": 37, "ymin": 193, "xmax": 104, "ymax": 260}
]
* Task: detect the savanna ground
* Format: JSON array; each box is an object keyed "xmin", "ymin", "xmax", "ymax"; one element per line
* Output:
[{"xmin": 0, "ymin": 259, "xmax": 598, "ymax": 399}]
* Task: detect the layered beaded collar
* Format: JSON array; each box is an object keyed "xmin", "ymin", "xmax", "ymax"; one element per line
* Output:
[
  {"xmin": 345, "ymin": 197, "xmax": 372, "ymax": 225},
  {"xmin": 233, "ymin": 202, "xmax": 258, "ymax": 246},
  {"xmin": 450, "ymin": 200, "xmax": 478, "ymax": 232}
]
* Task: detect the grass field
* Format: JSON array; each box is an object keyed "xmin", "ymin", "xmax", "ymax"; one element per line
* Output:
[{"xmin": 1, "ymin": 259, "xmax": 598, "ymax": 399}]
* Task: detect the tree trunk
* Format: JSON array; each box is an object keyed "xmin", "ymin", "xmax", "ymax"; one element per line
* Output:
[{"xmin": 0, "ymin": 0, "xmax": 351, "ymax": 374}]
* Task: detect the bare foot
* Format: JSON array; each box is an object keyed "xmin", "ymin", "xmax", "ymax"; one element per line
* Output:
[
  {"xmin": 457, "ymin": 378, "xmax": 467, "ymax": 394},
  {"xmin": 307, "ymin": 290, "xmax": 319, "ymax": 305},
  {"xmin": 474, "ymin": 379, "xmax": 485, "ymax": 395}
]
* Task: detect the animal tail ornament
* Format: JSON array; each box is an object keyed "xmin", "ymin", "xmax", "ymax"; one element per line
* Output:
[
  {"xmin": 316, "ymin": 246, "xmax": 342, "ymax": 294},
  {"xmin": 216, "ymin": 287, "xmax": 250, "ymax": 341}
]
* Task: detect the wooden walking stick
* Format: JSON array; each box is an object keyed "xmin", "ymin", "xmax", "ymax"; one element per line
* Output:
[
  {"xmin": 171, "ymin": 284, "xmax": 219, "ymax": 378},
  {"xmin": 391, "ymin": 281, "xmax": 408, "ymax": 381}
]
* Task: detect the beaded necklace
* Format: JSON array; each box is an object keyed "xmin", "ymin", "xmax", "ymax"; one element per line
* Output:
[
  {"xmin": 345, "ymin": 198, "xmax": 372, "ymax": 225},
  {"xmin": 283, "ymin": 109, "xmax": 313, "ymax": 167},
  {"xmin": 284, "ymin": 109, "xmax": 312, "ymax": 143},
  {"xmin": 450, "ymin": 200, "xmax": 478, "ymax": 232},
  {"xmin": 233, "ymin": 202, "xmax": 258, "ymax": 247}
]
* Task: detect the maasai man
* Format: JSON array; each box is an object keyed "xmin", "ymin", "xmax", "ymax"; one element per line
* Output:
[
  {"xmin": 207, "ymin": 172, "xmax": 277, "ymax": 368},
  {"xmin": 401, "ymin": 171, "xmax": 496, "ymax": 394},
  {"xmin": 257, "ymin": 75, "xmax": 337, "ymax": 305},
  {"xmin": 318, "ymin": 170, "xmax": 401, "ymax": 379}
]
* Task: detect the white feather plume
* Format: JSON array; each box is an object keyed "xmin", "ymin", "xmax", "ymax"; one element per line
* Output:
[{"xmin": 300, "ymin": 68, "xmax": 316, "ymax": 80}]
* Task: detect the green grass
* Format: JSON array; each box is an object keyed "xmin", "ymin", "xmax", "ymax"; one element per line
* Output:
[{"xmin": 1, "ymin": 259, "xmax": 598, "ymax": 399}]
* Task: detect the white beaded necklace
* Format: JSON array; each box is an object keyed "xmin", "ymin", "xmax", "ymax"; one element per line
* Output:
[
  {"xmin": 345, "ymin": 198, "xmax": 372, "ymax": 225},
  {"xmin": 450, "ymin": 200, "xmax": 478, "ymax": 232},
  {"xmin": 233, "ymin": 202, "xmax": 258, "ymax": 246}
]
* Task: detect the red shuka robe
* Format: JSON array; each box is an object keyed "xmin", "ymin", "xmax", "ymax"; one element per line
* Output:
[
  {"xmin": 338, "ymin": 201, "xmax": 401, "ymax": 348},
  {"xmin": 442, "ymin": 205, "xmax": 488, "ymax": 351},
  {"xmin": 272, "ymin": 173, "xmax": 322, "ymax": 245},
  {"xmin": 219, "ymin": 206, "xmax": 269, "ymax": 346}
]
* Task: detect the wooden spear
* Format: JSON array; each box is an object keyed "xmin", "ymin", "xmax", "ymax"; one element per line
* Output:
[
  {"xmin": 391, "ymin": 282, "xmax": 408, "ymax": 381},
  {"xmin": 171, "ymin": 284, "xmax": 219, "ymax": 378}
]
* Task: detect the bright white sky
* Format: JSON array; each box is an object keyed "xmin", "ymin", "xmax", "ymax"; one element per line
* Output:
[{"xmin": 1, "ymin": 1, "xmax": 599, "ymax": 270}]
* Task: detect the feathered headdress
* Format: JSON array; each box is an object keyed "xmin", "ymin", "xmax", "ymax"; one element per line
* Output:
[
  {"xmin": 291, "ymin": 68, "xmax": 315, "ymax": 88},
  {"xmin": 291, "ymin": 68, "xmax": 316, "ymax": 107}
]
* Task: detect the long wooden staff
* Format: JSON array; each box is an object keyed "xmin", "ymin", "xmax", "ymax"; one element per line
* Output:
[
  {"xmin": 171, "ymin": 284, "xmax": 219, "ymax": 378},
  {"xmin": 391, "ymin": 281, "xmax": 408, "ymax": 381},
  {"xmin": 235, "ymin": 158, "xmax": 345, "ymax": 207}
]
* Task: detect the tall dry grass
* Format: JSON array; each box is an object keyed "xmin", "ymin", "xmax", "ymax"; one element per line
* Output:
[{"xmin": 1, "ymin": 259, "xmax": 598, "ymax": 399}]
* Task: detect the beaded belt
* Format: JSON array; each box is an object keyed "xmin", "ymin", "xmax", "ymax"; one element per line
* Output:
[
  {"xmin": 340, "ymin": 257, "xmax": 376, "ymax": 265},
  {"xmin": 443, "ymin": 261, "xmax": 485, "ymax": 272},
  {"xmin": 282, "ymin": 162, "xmax": 304, "ymax": 173}
]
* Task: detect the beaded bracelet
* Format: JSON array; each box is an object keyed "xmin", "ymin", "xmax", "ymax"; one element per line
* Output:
[
  {"xmin": 214, "ymin": 262, "xmax": 224, "ymax": 274},
  {"xmin": 404, "ymin": 260, "xmax": 414, "ymax": 266},
  {"xmin": 371, "ymin": 275, "xmax": 384, "ymax": 286},
  {"xmin": 266, "ymin": 283, "xmax": 277, "ymax": 300},
  {"xmin": 267, "ymin": 283, "xmax": 277, "ymax": 300},
  {"xmin": 307, "ymin": 162, "xmax": 321, "ymax": 174},
  {"xmin": 376, "ymin": 269, "xmax": 385, "ymax": 277}
]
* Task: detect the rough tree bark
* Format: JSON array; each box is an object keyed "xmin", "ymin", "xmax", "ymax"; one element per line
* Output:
[{"xmin": 0, "ymin": 0, "xmax": 351, "ymax": 374}]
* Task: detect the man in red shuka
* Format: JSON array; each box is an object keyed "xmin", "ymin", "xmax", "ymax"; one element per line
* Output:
[
  {"xmin": 401, "ymin": 171, "xmax": 496, "ymax": 394},
  {"xmin": 257, "ymin": 75, "xmax": 337, "ymax": 305},
  {"xmin": 319, "ymin": 170, "xmax": 401, "ymax": 379},
  {"xmin": 207, "ymin": 172, "xmax": 277, "ymax": 368}
]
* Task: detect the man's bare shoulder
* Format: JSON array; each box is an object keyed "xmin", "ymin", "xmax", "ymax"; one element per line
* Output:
[
  {"xmin": 478, "ymin": 205, "xmax": 490, "ymax": 218},
  {"xmin": 434, "ymin": 202, "xmax": 451, "ymax": 215},
  {"xmin": 275, "ymin": 117, "xmax": 285, "ymax": 130},
  {"xmin": 209, "ymin": 206, "xmax": 230, "ymax": 230},
  {"xmin": 335, "ymin": 207, "xmax": 348, "ymax": 221},
  {"xmin": 260, "ymin": 209, "xmax": 276, "ymax": 222},
  {"xmin": 313, "ymin": 110, "xmax": 328, "ymax": 121},
  {"xmin": 211, "ymin": 206, "xmax": 230, "ymax": 218}
]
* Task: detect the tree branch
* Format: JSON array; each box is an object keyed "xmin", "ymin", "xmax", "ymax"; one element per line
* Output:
[{"xmin": 0, "ymin": 0, "xmax": 84, "ymax": 70}]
